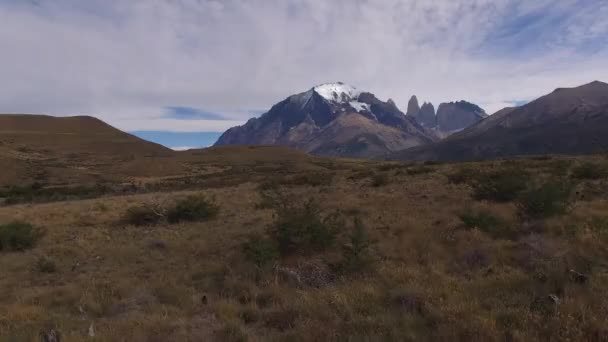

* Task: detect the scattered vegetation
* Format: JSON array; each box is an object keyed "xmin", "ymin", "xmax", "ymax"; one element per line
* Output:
[
  {"xmin": 472, "ymin": 168, "xmax": 529, "ymax": 202},
  {"xmin": 3, "ymin": 152, "xmax": 608, "ymax": 341},
  {"xmin": 35, "ymin": 256, "xmax": 57, "ymax": 273},
  {"xmin": 166, "ymin": 194, "xmax": 219, "ymax": 223},
  {"xmin": 337, "ymin": 218, "xmax": 374, "ymax": 274},
  {"xmin": 458, "ymin": 209, "xmax": 512, "ymax": 239},
  {"xmin": 0, "ymin": 221, "xmax": 38, "ymax": 252},
  {"xmin": 446, "ymin": 166, "xmax": 481, "ymax": 184},
  {"xmin": 406, "ymin": 165, "xmax": 435, "ymax": 175},
  {"xmin": 517, "ymin": 180, "xmax": 575, "ymax": 218},
  {"xmin": 285, "ymin": 172, "xmax": 334, "ymax": 187},
  {"xmin": 123, "ymin": 205, "xmax": 164, "ymax": 226},
  {"xmin": 370, "ymin": 173, "xmax": 389, "ymax": 187},
  {"xmin": 242, "ymin": 234, "xmax": 279, "ymax": 268},
  {"xmin": 571, "ymin": 161, "xmax": 608, "ymax": 180},
  {"xmin": 268, "ymin": 200, "xmax": 338, "ymax": 255},
  {"xmin": 0, "ymin": 183, "xmax": 110, "ymax": 205}
]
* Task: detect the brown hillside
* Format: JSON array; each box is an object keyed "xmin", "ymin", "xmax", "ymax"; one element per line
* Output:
[{"xmin": 0, "ymin": 114, "xmax": 180, "ymax": 187}]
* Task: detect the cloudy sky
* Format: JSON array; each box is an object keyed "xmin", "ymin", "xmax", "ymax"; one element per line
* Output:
[{"xmin": 1, "ymin": 0, "xmax": 607, "ymax": 149}]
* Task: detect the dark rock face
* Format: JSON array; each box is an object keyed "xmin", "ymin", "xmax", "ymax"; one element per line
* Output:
[
  {"xmin": 406, "ymin": 95, "xmax": 420, "ymax": 116},
  {"xmin": 416, "ymin": 102, "xmax": 437, "ymax": 128},
  {"xmin": 436, "ymin": 101, "xmax": 488, "ymax": 132},
  {"xmin": 391, "ymin": 81, "xmax": 608, "ymax": 161},
  {"xmin": 406, "ymin": 96, "xmax": 485, "ymax": 134},
  {"xmin": 215, "ymin": 83, "xmax": 439, "ymax": 158}
]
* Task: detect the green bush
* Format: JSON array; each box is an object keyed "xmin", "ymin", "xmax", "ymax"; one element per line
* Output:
[
  {"xmin": 339, "ymin": 218, "xmax": 373, "ymax": 274},
  {"xmin": 571, "ymin": 162, "xmax": 608, "ymax": 180},
  {"xmin": 459, "ymin": 209, "xmax": 512, "ymax": 239},
  {"xmin": 371, "ymin": 173, "xmax": 389, "ymax": 187},
  {"xmin": 242, "ymin": 235, "xmax": 279, "ymax": 268},
  {"xmin": 0, "ymin": 221, "xmax": 38, "ymax": 251},
  {"xmin": 35, "ymin": 256, "xmax": 57, "ymax": 273},
  {"xmin": 517, "ymin": 180, "xmax": 575, "ymax": 219},
  {"xmin": 268, "ymin": 200, "xmax": 338, "ymax": 255},
  {"xmin": 123, "ymin": 205, "xmax": 163, "ymax": 226},
  {"xmin": 167, "ymin": 194, "xmax": 219, "ymax": 223},
  {"xmin": 472, "ymin": 169, "xmax": 529, "ymax": 202}
]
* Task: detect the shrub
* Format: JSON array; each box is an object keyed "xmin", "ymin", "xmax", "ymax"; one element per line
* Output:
[
  {"xmin": 242, "ymin": 235, "xmax": 279, "ymax": 268},
  {"xmin": 571, "ymin": 162, "xmax": 608, "ymax": 180},
  {"xmin": 167, "ymin": 194, "xmax": 219, "ymax": 223},
  {"xmin": 287, "ymin": 172, "xmax": 333, "ymax": 187},
  {"xmin": 447, "ymin": 167, "xmax": 481, "ymax": 185},
  {"xmin": 256, "ymin": 182, "xmax": 285, "ymax": 210},
  {"xmin": 371, "ymin": 173, "xmax": 389, "ymax": 187},
  {"xmin": 458, "ymin": 209, "xmax": 512, "ymax": 239},
  {"xmin": 472, "ymin": 169, "xmax": 529, "ymax": 202},
  {"xmin": 0, "ymin": 183, "xmax": 109, "ymax": 205},
  {"xmin": 35, "ymin": 256, "xmax": 57, "ymax": 273},
  {"xmin": 216, "ymin": 323, "xmax": 248, "ymax": 342},
  {"xmin": 339, "ymin": 218, "xmax": 373, "ymax": 274},
  {"xmin": 268, "ymin": 200, "xmax": 338, "ymax": 255},
  {"xmin": 406, "ymin": 165, "xmax": 435, "ymax": 175},
  {"xmin": 123, "ymin": 205, "xmax": 163, "ymax": 226},
  {"xmin": 0, "ymin": 221, "xmax": 38, "ymax": 252},
  {"xmin": 517, "ymin": 180, "xmax": 575, "ymax": 219}
]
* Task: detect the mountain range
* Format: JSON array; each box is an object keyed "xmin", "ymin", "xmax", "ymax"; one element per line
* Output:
[
  {"xmin": 392, "ymin": 81, "xmax": 608, "ymax": 161},
  {"xmin": 2, "ymin": 80, "xmax": 607, "ymax": 166},
  {"xmin": 406, "ymin": 95, "xmax": 488, "ymax": 135},
  {"xmin": 215, "ymin": 83, "xmax": 487, "ymax": 158}
]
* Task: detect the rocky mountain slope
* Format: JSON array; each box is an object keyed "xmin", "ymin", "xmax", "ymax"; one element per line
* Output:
[
  {"xmin": 406, "ymin": 96, "xmax": 488, "ymax": 134},
  {"xmin": 392, "ymin": 81, "xmax": 608, "ymax": 161},
  {"xmin": 215, "ymin": 83, "xmax": 438, "ymax": 158}
]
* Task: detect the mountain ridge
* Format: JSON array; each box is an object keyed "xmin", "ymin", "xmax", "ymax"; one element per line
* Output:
[
  {"xmin": 215, "ymin": 82, "xmax": 439, "ymax": 158},
  {"xmin": 391, "ymin": 81, "xmax": 608, "ymax": 161}
]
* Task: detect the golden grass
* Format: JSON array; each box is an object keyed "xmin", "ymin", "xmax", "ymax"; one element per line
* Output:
[{"xmin": 1, "ymin": 154, "xmax": 608, "ymax": 341}]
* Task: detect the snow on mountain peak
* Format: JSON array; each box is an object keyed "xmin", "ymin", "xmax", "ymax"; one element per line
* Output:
[{"xmin": 314, "ymin": 82, "xmax": 361, "ymax": 103}]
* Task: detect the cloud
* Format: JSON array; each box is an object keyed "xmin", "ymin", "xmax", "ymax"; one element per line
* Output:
[
  {"xmin": 171, "ymin": 146, "xmax": 196, "ymax": 151},
  {"xmin": 0, "ymin": 0, "xmax": 607, "ymax": 131},
  {"xmin": 164, "ymin": 106, "xmax": 229, "ymax": 120}
]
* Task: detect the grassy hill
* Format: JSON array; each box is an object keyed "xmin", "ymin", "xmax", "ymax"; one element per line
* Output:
[{"xmin": 1, "ymin": 144, "xmax": 608, "ymax": 340}]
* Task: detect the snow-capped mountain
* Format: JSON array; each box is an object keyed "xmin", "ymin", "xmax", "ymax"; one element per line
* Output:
[{"xmin": 214, "ymin": 82, "xmax": 439, "ymax": 158}]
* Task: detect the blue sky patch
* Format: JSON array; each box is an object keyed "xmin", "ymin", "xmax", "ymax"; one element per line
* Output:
[{"xmin": 130, "ymin": 131, "xmax": 223, "ymax": 150}]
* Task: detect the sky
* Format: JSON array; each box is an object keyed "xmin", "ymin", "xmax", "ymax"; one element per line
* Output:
[{"xmin": 1, "ymin": 0, "xmax": 607, "ymax": 149}]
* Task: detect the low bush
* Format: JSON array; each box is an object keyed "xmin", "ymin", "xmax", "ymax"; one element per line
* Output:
[
  {"xmin": 0, "ymin": 221, "xmax": 38, "ymax": 252},
  {"xmin": 123, "ymin": 205, "xmax": 163, "ymax": 226},
  {"xmin": 242, "ymin": 235, "xmax": 279, "ymax": 268},
  {"xmin": 517, "ymin": 180, "xmax": 575, "ymax": 219},
  {"xmin": 472, "ymin": 169, "xmax": 529, "ymax": 202},
  {"xmin": 339, "ymin": 218, "xmax": 373, "ymax": 274},
  {"xmin": 286, "ymin": 172, "xmax": 333, "ymax": 187},
  {"xmin": 406, "ymin": 165, "xmax": 435, "ymax": 175},
  {"xmin": 446, "ymin": 167, "xmax": 482, "ymax": 185},
  {"xmin": 0, "ymin": 183, "xmax": 110, "ymax": 205},
  {"xmin": 571, "ymin": 162, "xmax": 608, "ymax": 180},
  {"xmin": 167, "ymin": 194, "xmax": 219, "ymax": 223},
  {"xmin": 256, "ymin": 181, "xmax": 285, "ymax": 210},
  {"xmin": 268, "ymin": 200, "xmax": 338, "ymax": 255},
  {"xmin": 371, "ymin": 173, "xmax": 389, "ymax": 187},
  {"xmin": 459, "ymin": 209, "xmax": 512, "ymax": 239},
  {"xmin": 35, "ymin": 256, "xmax": 57, "ymax": 273}
]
